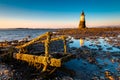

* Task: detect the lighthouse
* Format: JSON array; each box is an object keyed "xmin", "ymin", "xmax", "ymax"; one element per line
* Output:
[{"xmin": 78, "ymin": 11, "xmax": 86, "ymax": 29}]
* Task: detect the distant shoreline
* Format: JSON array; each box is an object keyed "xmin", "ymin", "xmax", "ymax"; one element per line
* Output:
[
  {"xmin": 54, "ymin": 27, "xmax": 120, "ymax": 38},
  {"xmin": 0, "ymin": 28, "xmax": 57, "ymax": 30},
  {"xmin": 0, "ymin": 26, "xmax": 120, "ymax": 30}
]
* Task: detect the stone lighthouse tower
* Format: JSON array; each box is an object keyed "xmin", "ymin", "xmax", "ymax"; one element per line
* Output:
[{"xmin": 78, "ymin": 11, "xmax": 86, "ymax": 29}]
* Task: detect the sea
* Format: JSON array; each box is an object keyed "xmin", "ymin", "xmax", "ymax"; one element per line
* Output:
[{"xmin": 0, "ymin": 29, "xmax": 53, "ymax": 42}]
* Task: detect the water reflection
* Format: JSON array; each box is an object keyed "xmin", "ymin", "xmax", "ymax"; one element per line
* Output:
[
  {"xmin": 70, "ymin": 37, "xmax": 120, "ymax": 52},
  {"xmin": 80, "ymin": 38, "xmax": 84, "ymax": 47}
]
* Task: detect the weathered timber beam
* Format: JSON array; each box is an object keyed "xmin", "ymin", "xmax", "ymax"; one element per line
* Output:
[
  {"xmin": 16, "ymin": 32, "xmax": 50, "ymax": 49},
  {"xmin": 36, "ymin": 36, "xmax": 67, "ymax": 43},
  {"xmin": 50, "ymin": 36, "xmax": 66, "ymax": 42},
  {"xmin": 13, "ymin": 53, "xmax": 61, "ymax": 67}
]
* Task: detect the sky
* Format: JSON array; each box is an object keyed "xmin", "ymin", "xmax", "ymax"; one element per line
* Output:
[{"xmin": 0, "ymin": 0, "xmax": 120, "ymax": 28}]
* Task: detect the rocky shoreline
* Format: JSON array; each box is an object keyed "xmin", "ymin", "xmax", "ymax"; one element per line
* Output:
[
  {"xmin": 0, "ymin": 28, "xmax": 120, "ymax": 80},
  {"xmin": 55, "ymin": 28, "xmax": 120, "ymax": 38}
]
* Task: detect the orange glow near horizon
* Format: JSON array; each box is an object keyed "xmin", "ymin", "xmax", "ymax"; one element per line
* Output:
[
  {"xmin": 0, "ymin": 18, "xmax": 77, "ymax": 28},
  {"xmin": 0, "ymin": 17, "xmax": 120, "ymax": 29}
]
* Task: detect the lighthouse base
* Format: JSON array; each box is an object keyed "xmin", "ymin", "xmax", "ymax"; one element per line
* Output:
[{"xmin": 79, "ymin": 21, "xmax": 86, "ymax": 29}]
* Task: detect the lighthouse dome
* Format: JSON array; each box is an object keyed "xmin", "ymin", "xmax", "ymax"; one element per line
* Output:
[{"xmin": 81, "ymin": 11, "xmax": 85, "ymax": 16}]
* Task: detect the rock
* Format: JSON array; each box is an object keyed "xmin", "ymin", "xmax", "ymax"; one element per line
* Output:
[
  {"xmin": 99, "ymin": 76, "xmax": 105, "ymax": 80},
  {"xmin": 62, "ymin": 76, "xmax": 73, "ymax": 80},
  {"xmin": 106, "ymin": 47, "xmax": 113, "ymax": 50},
  {"xmin": 97, "ymin": 64, "xmax": 103, "ymax": 69},
  {"xmin": 91, "ymin": 76, "xmax": 99, "ymax": 80},
  {"xmin": 98, "ymin": 48, "xmax": 102, "ymax": 51},
  {"xmin": 82, "ymin": 49, "xmax": 90, "ymax": 54},
  {"xmin": 3, "ymin": 70, "xmax": 9, "ymax": 75},
  {"xmin": 70, "ymin": 47, "xmax": 77, "ymax": 50}
]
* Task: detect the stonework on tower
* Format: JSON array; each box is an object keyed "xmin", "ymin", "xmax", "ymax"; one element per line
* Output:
[{"xmin": 78, "ymin": 11, "xmax": 86, "ymax": 29}]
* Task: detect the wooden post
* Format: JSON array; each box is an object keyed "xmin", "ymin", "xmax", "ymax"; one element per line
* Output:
[
  {"xmin": 45, "ymin": 32, "xmax": 51, "ymax": 57},
  {"xmin": 63, "ymin": 36, "xmax": 67, "ymax": 54},
  {"xmin": 43, "ymin": 32, "xmax": 52, "ymax": 71}
]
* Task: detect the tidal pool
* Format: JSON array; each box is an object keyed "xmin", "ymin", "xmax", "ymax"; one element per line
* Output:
[
  {"xmin": 69, "ymin": 37, "xmax": 120, "ymax": 52},
  {"xmin": 64, "ymin": 37, "xmax": 120, "ymax": 79}
]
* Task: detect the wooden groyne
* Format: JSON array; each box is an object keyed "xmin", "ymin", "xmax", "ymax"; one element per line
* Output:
[{"xmin": 0, "ymin": 32, "xmax": 75, "ymax": 73}]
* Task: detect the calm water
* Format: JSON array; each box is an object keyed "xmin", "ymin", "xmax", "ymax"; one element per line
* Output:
[
  {"xmin": 0, "ymin": 29, "xmax": 52, "ymax": 42},
  {"xmin": 70, "ymin": 38, "xmax": 120, "ymax": 52}
]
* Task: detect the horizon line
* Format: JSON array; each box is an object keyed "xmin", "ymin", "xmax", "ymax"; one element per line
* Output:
[{"xmin": 0, "ymin": 25, "xmax": 120, "ymax": 30}]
